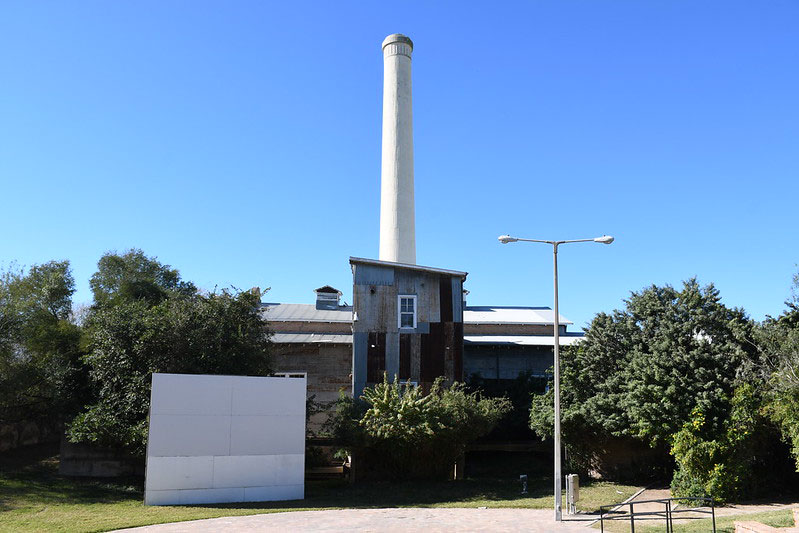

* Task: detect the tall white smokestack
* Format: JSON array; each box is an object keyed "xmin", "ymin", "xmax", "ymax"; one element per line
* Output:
[{"xmin": 379, "ymin": 33, "xmax": 415, "ymax": 264}]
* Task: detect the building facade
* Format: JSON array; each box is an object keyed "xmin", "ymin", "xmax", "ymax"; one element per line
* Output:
[
  {"xmin": 349, "ymin": 257, "xmax": 466, "ymax": 396},
  {"xmin": 263, "ymin": 276, "xmax": 582, "ymax": 429}
]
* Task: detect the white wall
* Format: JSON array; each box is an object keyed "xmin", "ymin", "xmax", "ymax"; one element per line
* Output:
[{"xmin": 144, "ymin": 373, "xmax": 306, "ymax": 505}]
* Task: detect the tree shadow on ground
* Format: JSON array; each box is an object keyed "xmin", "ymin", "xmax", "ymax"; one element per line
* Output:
[{"xmin": 0, "ymin": 443, "xmax": 141, "ymax": 511}]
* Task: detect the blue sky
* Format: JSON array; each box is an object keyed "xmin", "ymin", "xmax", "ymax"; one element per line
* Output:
[{"xmin": 1, "ymin": 1, "xmax": 797, "ymax": 328}]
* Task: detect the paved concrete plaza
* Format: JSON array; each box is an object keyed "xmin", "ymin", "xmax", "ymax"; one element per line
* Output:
[{"xmin": 118, "ymin": 508, "xmax": 594, "ymax": 532}]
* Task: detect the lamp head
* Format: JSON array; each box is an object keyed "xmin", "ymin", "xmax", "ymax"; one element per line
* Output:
[
  {"xmin": 498, "ymin": 235, "xmax": 518, "ymax": 244},
  {"xmin": 594, "ymin": 235, "xmax": 614, "ymax": 244}
]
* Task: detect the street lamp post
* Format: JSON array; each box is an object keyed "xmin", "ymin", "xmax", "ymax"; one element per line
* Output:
[{"xmin": 498, "ymin": 234, "xmax": 614, "ymax": 522}]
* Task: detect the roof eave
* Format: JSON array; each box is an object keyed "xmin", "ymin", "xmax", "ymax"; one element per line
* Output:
[{"xmin": 349, "ymin": 256, "xmax": 468, "ymax": 279}]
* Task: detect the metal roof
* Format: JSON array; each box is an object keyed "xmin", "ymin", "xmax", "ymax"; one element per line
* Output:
[
  {"xmin": 314, "ymin": 285, "xmax": 342, "ymax": 295},
  {"xmin": 464, "ymin": 333, "xmax": 584, "ymax": 347},
  {"xmin": 272, "ymin": 333, "xmax": 353, "ymax": 344},
  {"xmin": 349, "ymin": 257, "xmax": 468, "ymax": 279},
  {"xmin": 262, "ymin": 302, "xmax": 574, "ymax": 326},
  {"xmin": 270, "ymin": 332, "xmax": 583, "ymax": 346},
  {"xmin": 272, "ymin": 332, "xmax": 583, "ymax": 346},
  {"xmin": 260, "ymin": 303, "xmax": 353, "ymax": 323},
  {"xmin": 464, "ymin": 306, "xmax": 573, "ymax": 325}
]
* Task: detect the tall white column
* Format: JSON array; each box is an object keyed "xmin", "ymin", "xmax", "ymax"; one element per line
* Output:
[{"xmin": 379, "ymin": 33, "xmax": 415, "ymax": 264}]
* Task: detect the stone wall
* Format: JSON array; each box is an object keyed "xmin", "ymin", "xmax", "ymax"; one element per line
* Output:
[
  {"xmin": 271, "ymin": 342, "xmax": 352, "ymax": 431},
  {"xmin": 0, "ymin": 419, "xmax": 61, "ymax": 453},
  {"xmin": 59, "ymin": 436, "xmax": 144, "ymax": 477}
]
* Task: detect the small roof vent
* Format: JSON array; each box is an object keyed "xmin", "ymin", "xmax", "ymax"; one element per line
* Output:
[{"xmin": 314, "ymin": 286, "xmax": 342, "ymax": 310}]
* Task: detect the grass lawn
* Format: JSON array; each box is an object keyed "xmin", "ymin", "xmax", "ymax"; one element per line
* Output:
[
  {"xmin": 0, "ymin": 444, "xmax": 640, "ymax": 532},
  {"xmin": 595, "ymin": 508, "xmax": 795, "ymax": 532}
]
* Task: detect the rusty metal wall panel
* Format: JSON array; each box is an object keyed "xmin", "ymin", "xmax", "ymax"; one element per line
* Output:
[
  {"xmin": 352, "ymin": 331, "xmax": 369, "ymax": 396},
  {"xmin": 385, "ymin": 331, "xmax": 399, "ymax": 380},
  {"xmin": 420, "ymin": 322, "xmax": 445, "ymax": 383},
  {"xmin": 453, "ymin": 322, "xmax": 464, "ymax": 381},
  {"xmin": 354, "ymin": 264, "xmax": 395, "ymax": 286},
  {"xmin": 444, "ymin": 322, "xmax": 455, "ymax": 382},
  {"xmin": 451, "ymin": 277, "xmax": 463, "ymax": 323},
  {"xmin": 399, "ymin": 334, "xmax": 411, "ymax": 380},
  {"xmin": 367, "ymin": 332, "xmax": 386, "ymax": 383},
  {"xmin": 410, "ymin": 334, "xmax": 421, "ymax": 381},
  {"xmin": 353, "ymin": 265, "xmax": 467, "ymax": 391},
  {"xmin": 439, "ymin": 276, "xmax": 453, "ymax": 323}
]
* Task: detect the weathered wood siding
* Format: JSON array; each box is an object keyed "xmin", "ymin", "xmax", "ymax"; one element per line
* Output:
[{"xmin": 351, "ymin": 260, "xmax": 465, "ymax": 396}]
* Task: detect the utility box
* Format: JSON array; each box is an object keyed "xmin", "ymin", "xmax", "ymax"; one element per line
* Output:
[{"xmin": 566, "ymin": 474, "xmax": 580, "ymax": 514}]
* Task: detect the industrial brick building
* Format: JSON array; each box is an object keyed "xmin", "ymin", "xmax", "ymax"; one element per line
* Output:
[{"xmin": 263, "ymin": 276, "xmax": 582, "ymax": 429}]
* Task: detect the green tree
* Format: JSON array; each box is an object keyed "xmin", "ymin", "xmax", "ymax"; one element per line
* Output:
[
  {"xmin": 89, "ymin": 249, "xmax": 195, "ymax": 308},
  {"xmin": 758, "ymin": 270, "xmax": 799, "ymax": 469},
  {"xmin": 670, "ymin": 384, "xmax": 780, "ymax": 502},
  {"xmin": 0, "ymin": 261, "xmax": 87, "ymax": 423},
  {"xmin": 68, "ymin": 288, "xmax": 272, "ymax": 455},
  {"xmin": 530, "ymin": 279, "xmax": 756, "ymax": 470}
]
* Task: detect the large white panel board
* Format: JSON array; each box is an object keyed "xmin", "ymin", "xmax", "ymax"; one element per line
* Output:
[{"xmin": 144, "ymin": 373, "xmax": 306, "ymax": 505}]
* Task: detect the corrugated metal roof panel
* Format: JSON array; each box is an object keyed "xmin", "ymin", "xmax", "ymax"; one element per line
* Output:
[
  {"xmin": 272, "ymin": 333, "xmax": 353, "ymax": 344},
  {"xmin": 262, "ymin": 303, "xmax": 575, "ymax": 327},
  {"xmin": 464, "ymin": 306, "xmax": 573, "ymax": 325},
  {"xmin": 261, "ymin": 303, "xmax": 353, "ymax": 323},
  {"xmin": 464, "ymin": 334, "xmax": 584, "ymax": 346}
]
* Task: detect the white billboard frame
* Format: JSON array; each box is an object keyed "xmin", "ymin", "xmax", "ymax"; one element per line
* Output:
[{"xmin": 144, "ymin": 373, "xmax": 306, "ymax": 506}]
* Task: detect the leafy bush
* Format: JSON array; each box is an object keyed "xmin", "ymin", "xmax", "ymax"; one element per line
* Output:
[
  {"xmin": 767, "ymin": 387, "xmax": 799, "ymax": 469},
  {"xmin": 757, "ymin": 271, "xmax": 799, "ymax": 470},
  {"xmin": 467, "ymin": 371, "xmax": 547, "ymax": 439},
  {"xmin": 670, "ymin": 385, "xmax": 780, "ymax": 502},
  {"xmin": 328, "ymin": 375, "xmax": 511, "ymax": 480}
]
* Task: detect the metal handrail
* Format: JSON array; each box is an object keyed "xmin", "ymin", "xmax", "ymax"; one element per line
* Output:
[{"xmin": 599, "ymin": 497, "xmax": 715, "ymax": 533}]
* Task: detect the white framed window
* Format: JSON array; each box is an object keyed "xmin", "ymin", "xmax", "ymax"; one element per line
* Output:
[{"xmin": 398, "ymin": 295, "xmax": 417, "ymax": 329}]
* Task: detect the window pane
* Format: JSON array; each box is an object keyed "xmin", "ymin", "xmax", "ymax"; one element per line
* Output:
[{"xmin": 401, "ymin": 313, "xmax": 413, "ymax": 327}]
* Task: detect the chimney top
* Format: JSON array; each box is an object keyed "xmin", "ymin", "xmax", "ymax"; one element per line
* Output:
[{"xmin": 382, "ymin": 34, "xmax": 413, "ymax": 51}]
